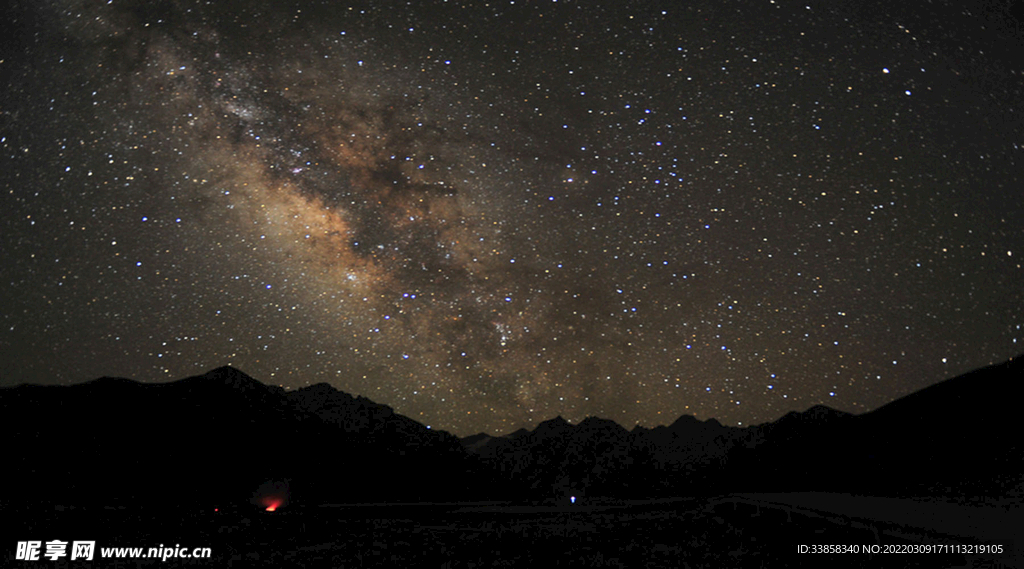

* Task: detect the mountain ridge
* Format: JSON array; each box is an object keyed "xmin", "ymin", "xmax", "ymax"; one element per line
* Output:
[{"xmin": 1, "ymin": 355, "xmax": 1020, "ymax": 507}]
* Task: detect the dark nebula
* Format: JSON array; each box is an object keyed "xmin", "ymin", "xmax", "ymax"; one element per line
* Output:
[{"xmin": 2, "ymin": 0, "xmax": 1022, "ymax": 435}]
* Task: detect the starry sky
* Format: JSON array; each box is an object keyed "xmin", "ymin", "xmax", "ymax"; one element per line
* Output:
[{"xmin": 2, "ymin": 0, "xmax": 1022, "ymax": 436}]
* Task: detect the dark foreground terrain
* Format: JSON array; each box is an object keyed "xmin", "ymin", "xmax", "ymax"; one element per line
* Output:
[
  {"xmin": 4, "ymin": 359, "xmax": 1021, "ymax": 566},
  {"xmin": 10, "ymin": 494, "xmax": 1019, "ymax": 568}
]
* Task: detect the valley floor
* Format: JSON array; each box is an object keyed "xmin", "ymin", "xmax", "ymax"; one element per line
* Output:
[{"xmin": 9, "ymin": 494, "xmax": 1018, "ymax": 568}]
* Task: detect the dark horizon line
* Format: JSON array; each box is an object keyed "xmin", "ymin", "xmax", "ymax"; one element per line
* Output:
[{"xmin": 4, "ymin": 353, "xmax": 1020, "ymax": 438}]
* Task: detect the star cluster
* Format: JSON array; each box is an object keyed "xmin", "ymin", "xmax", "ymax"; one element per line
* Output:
[{"xmin": 2, "ymin": 0, "xmax": 1022, "ymax": 435}]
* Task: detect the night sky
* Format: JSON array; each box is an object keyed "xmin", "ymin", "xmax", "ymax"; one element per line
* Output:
[{"xmin": 2, "ymin": 0, "xmax": 1022, "ymax": 436}]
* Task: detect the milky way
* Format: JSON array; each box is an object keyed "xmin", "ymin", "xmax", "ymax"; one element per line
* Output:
[{"xmin": 2, "ymin": 0, "xmax": 1022, "ymax": 435}]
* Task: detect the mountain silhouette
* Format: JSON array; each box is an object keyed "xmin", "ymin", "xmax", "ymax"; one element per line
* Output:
[
  {"xmin": 722, "ymin": 356, "xmax": 1024, "ymax": 497},
  {"xmin": 2, "ymin": 356, "xmax": 1020, "ymax": 511},
  {"xmin": 1, "ymin": 367, "xmax": 481, "ymax": 510}
]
